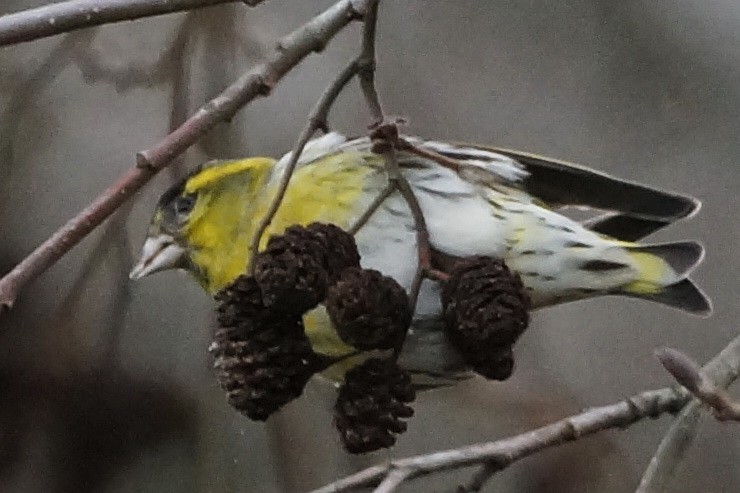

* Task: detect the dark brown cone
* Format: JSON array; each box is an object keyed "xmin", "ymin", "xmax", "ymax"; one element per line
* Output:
[
  {"xmin": 471, "ymin": 347, "xmax": 515, "ymax": 381},
  {"xmin": 326, "ymin": 268, "xmax": 411, "ymax": 351},
  {"xmin": 303, "ymin": 223, "xmax": 361, "ymax": 282},
  {"xmin": 253, "ymin": 226, "xmax": 330, "ymax": 314},
  {"xmin": 253, "ymin": 223, "xmax": 360, "ymax": 314},
  {"xmin": 211, "ymin": 276, "xmax": 331, "ymax": 421},
  {"xmin": 442, "ymin": 256, "xmax": 530, "ymax": 381},
  {"xmin": 214, "ymin": 275, "xmax": 270, "ymax": 338},
  {"xmin": 334, "ymin": 358, "xmax": 416, "ymax": 454}
]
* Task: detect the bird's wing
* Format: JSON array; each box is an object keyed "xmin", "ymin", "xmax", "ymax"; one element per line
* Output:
[
  {"xmin": 470, "ymin": 146, "xmax": 700, "ymax": 222},
  {"xmin": 288, "ymin": 134, "xmax": 700, "ymax": 225},
  {"xmin": 408, "ymin": 139, "xmax": 699, "ymax": 222}
]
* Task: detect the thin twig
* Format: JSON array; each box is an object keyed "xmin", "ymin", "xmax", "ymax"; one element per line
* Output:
[
  {"xmin": 248, "ymin": 58, "xmax": 362, "ymax": 272},
  {"xmin": 247, "ymin": 0, "xmax": 408, "ymax": 272},
  {"xmin": 460, "ymin": 460, "xmax": 505, "ymax": 493},
  {"xmin": 99, "ymin": 203, "xmax": 136, "ymax": 366},
  {"xmin": 355, "ymin": 0, "xmax": 436, "ymax": 315},
  {"xmin": 0, "ymin": 0, "xmax": 367, "ymax": 312},
  {"xmin": 397, "ymin": 138, "xmax": 463, "ymax": 174},
  {"xmin": 657, "ymin": 347, "xmax": 740, "ymax": 421},
  {"xmin": 356, "ymin": 0, "xmax": 383, "ymax": 122},
  {"xmin": 0, "ymin": 0, "xmax": 265, "ymax": 47},
  {"xmin": 348, "ymin": 183, "xmax": 396, "ymax": 235},
  {"xmin": 635, "ymin": 402, "xmax": 701, "ymax": 493},
  {"xmin": 637, "ymin": 337, "xmax": 740, "ymax": 492},
  {"xmin": 164, "ymin": 13, "xmax": 197, "ymax": 181},
  {"xmin": 313, "ymin": 334, "xmax": 740, "ymax": 493},
  {"xmin": 369, "ymin": 123, "xmax": 431, "ymax": 313},
  {"xmin": 372, "ymin": 467, "xmax": 413, "ymax": 493}
]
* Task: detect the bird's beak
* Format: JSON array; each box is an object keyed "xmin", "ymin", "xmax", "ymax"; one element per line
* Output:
[{"xmin": 129, "ymin": 234, "xmax": 187, "ymax": 280}]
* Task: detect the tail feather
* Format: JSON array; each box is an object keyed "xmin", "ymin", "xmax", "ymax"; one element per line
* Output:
[
  {"xmin": 583, "ymin": 213, "xmax": 671, "ymax": 241},
  {"xmin": 629, "ymin": 241, "xmax": 705, "ymax": 281},
  {"xmin": 620, "ymin": 241, "xmax": 711, "ymax": 316},
  {"xmin": 622, "ymin": 279, "xmax": 712, "ymax": 317}
]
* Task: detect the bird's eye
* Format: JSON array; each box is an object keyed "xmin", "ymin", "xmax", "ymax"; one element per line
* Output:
[{"xmin": 175, "ymin": 194, "xmax": 196, "ymax": 215}]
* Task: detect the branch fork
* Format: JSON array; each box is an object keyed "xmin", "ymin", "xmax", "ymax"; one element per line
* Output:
[{"xmin": 657, "ymin": 347, "xmax": 740, "ymax": 422}]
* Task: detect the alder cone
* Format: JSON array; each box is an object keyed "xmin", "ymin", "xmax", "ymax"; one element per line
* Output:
[
  {"xmin": 253, "ymin": 223, "xmax": 360, "ymax": 314},
  {"xmin": 214, "ymin": 275, "xmax": 270, "ymax": 337},
  {"xmin": 211, "ymin": 275, "xmax": 330, "ymax": 421},
  {"xmin": 303, "ymin": 222, "xmax": 361, "ymax": 282},
  {"xmin": 334, "ymin": 358, "xmax": 416, "ymax": 454},
  {"xmin": 442, "ymin": 256, "xmax": 530, "ymax": 381},
  {"xmin": 326, "ymin": 267, "xmax": 411, "ymax": 350}
]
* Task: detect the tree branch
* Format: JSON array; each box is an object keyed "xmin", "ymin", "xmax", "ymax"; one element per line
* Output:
[
  {"xmin": 347, "ymin": 183, "xmax": 395, "ymax": 235},
  {"xmin": 657, "ymin": 347, "xmax": 740, "ymax": 422},
  {"xmin": 356, "ymin": 0, "xmax": 383, "ymax": 122},
  {"xmin": 636, "ymin": 336, "xmax": 740, "ymax": 492},
  {"xmin": 0, "ymin": 0, "xmax": 265, "ymax": 47},
  {"xmin": 248, "ymin": 58, "xmax": 363, "ymax": 273},
  {"xmin": 0, "ymin": 0, "xmax": 367, "ymax": 312},
  {"xmin": 353, "ymin": 0, "xmax": 441, "ymax": 316},
  {"xmin": 312, "ymin": 334, "xmax": 740, "ymax": 493},
  {"xmin": 312, "ymin": 387, "xmax": 689, "ymax": 493},
  {"xmin": 373, "ymin": 467, "xmax": 413, "ymax": 493},
  {"xmin": 246, "ymin": 0, "xmax": 387, "ymax": 271},
  {"xmin": 635, "ymin": 402, "xmax": 701, "ymax": 493}
]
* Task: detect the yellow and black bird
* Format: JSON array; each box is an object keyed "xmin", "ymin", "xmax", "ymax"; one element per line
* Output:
[{"xmin": 130, "ymin": 133, "xmax": 711, "ymax": 384}]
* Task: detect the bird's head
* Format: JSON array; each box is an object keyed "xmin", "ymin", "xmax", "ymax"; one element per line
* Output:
[{"xmin": 129, "ymin": 158, "xmax": 275, "ymax": 291}]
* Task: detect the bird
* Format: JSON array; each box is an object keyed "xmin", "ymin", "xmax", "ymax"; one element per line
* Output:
[{"xmin": 129, "ymin": 132, "xmax": 711, "ymax": 385}]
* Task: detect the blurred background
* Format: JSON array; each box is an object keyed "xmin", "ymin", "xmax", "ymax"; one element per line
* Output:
[{"xmin": 0, "ymin": 0, "xmax": 738, "ymax": 491}]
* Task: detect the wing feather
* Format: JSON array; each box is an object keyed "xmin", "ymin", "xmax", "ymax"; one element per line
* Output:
[{"xmin": 484, "ymin": 147, "xmax": 700, "ymax": 221}]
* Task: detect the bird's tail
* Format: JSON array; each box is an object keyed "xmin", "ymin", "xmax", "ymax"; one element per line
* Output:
[{"xmin": 620, "ymin": 241, "xmax": 712, "ymax": 316}]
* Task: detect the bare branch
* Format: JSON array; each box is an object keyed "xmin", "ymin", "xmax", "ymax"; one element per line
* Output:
[
  {"xmin": 312, "ymin": 387, "xmax": 689, "ymax": 493},
  {"xmin": 248, "ymin": 58, "xmax": 362, "ymax": 272},
  {"xmin": 460, "ymin": 460, "xmax": 505, "ymax": 493},
  {"xmin": 636, "ymin": 340, "xmax": 740, "ymax": 492},
  {"xmin": 357, "ymin": 0, "xmax": 383, "ymax": 122},
  {"xmin": 397, "ymin": 138, "xmax": 463, "ymax": 174},
  {"xmin": 0, "ymin": 0, "xmax": 265, "ymax": 47},
  {"xmin": 0, "ymin": 0, "xmax": 366, "ymax": 312},
  {"xmin": 635, "ymin": 402, "xmax": 702, "ymax": 493},
  {"xmin": 656, "ymin": 347, "xmax": 704, "ymax": 392},
  {"xmin": 657, "ymin": 347, "xmax": 740, "ymax": 422},
  {"xmin": 373, "ymin": 467, "xmax": 413, "ymax": 493},
  {"xmin": 348, "ymin": 183, "xmax": 396, "ymax": 235},
  {"xmin": 353, "ymin": 0, "xmax": 439, "ymax": 318},
  {"xmin": 313, "ymin": 334, "xmax": 740, "ymax": 493}
]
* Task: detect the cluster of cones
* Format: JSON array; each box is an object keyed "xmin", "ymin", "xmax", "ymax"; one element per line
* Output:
[{"xmin": 209, "ymin": 223, "xmax": 530, "ymax": 453}]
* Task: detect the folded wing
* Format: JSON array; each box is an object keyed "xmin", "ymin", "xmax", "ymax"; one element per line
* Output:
[{"xmin": 481, "ymin": 147, "xmax": 700, "ymax": 221}]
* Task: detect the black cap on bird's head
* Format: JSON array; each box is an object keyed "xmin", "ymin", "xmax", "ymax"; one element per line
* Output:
[{"xmin": 129, "ymin": 175, "xmax": 195, "ymax": 281}]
